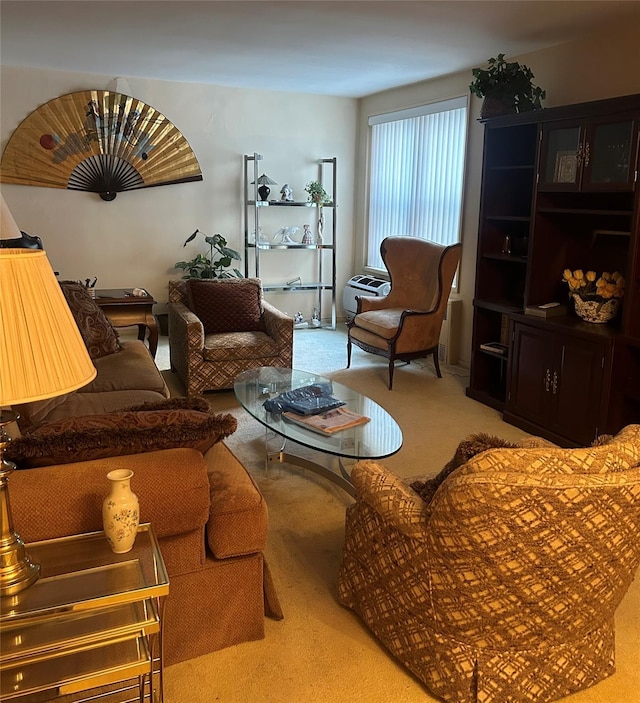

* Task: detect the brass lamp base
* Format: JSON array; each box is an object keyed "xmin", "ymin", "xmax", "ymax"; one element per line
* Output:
[{"xmin": 0, "ymin": 410, "xmax": 40, "ymax": 597}]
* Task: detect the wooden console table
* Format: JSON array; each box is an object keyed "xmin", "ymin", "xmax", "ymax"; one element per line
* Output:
[{"xmin": 95, "ymin": 289, "xmax": 158, "ymax": 358}]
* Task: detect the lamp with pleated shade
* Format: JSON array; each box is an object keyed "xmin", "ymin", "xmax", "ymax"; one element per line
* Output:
[
  {"xmin": 0, "ymin": 193, "xmax": 97, "ymax": 595},
  {"xmin": 250, "ymin": 173, "xmax": 277, "ymax": 201}
]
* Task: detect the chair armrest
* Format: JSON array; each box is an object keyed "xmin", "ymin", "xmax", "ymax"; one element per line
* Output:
[
  {"xmin": 396, "ymin": 309, "xmax": 442, "ymax": 350},
  {"xmin": 351, "ymin": 460, "xmax": 431, "ymax": 539},
  {"xmin": 357, "ymin": 294, "xmax": 393, "ymax": 313},
  {"xmin": 168, "ymin": 301, "xmax": 205, "ymax": 386},
  {"xmin": 10, "ymin": 448, "xmax": 211, "ymax": 543},
  {"xmin": 169, "ymin": 301, "xmax": 204, "ymax": 352},
  {"xmin": 262, "ymin": 300, "xmax": 294, "ymax": 350}
]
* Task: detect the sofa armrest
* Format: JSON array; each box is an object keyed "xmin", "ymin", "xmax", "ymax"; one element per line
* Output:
[
  {"xmin": 10, "ymin": 448, "xmax": 211, "ymax": 544},
  {"xmin": 351, "ymin": 460, "xmax": 432, "ymax": 540},
  {"xmin": 262, "ymin": 300, "xmax": 293, "ymax": 353}
]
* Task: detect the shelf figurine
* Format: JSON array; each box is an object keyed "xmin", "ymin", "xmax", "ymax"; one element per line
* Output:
[
  {"xmin": 294, "ymin": 311, "xmax": 308, "ymax": 329},
  {"xmin": 311, "ymin": 308, "xmax": 321, "ymax": 327},
  {"xmin": 280, "ymin": 184, "xmax": 294, "ymax": 202},
  {"xmin": 273, "ymin": 226, "xmax": 299, "ymax": 244},
  {"xmin": 302, "ymin": 224, "xmax": 313, "ymax": 245}
]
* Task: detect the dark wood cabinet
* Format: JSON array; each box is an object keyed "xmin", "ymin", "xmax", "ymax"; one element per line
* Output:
[
  {"xmin": 505, "ymin": 317, "xmax": 611, "ymax": 446},
  {"xmin": 538, "ymin": 116, "xmax": 638, "ymax": 192},
  {"xmin": 467, "ymin": 93, "xmax": 640, "ymax": 446}
]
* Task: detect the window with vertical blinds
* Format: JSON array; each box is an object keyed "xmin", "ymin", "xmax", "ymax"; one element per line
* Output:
[{"xmin": 367, "ymin": 97, "xmax": 468, "ymax": 271}]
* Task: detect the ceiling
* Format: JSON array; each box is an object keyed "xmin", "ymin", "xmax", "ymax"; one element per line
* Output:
[{"xmin": 1, "ymin": 1, "xmax": 639, "ymax": 98}]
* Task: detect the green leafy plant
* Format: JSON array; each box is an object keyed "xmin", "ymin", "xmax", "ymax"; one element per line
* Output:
[
  {"xmin": 174, "ymin": 229, "xmax": 242, "ymax": 279},
  {"xmin": 469, "ymin": 54, "xmax": 546, "ymax": 113},
  {"xmin": 304, "ymin": 181, "xmax": 330, "ymax": 205}
]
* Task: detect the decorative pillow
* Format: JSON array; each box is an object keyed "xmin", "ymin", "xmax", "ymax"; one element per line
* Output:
[
  {"xmin": 187, "ymin": 279, "xmax": 265, "ymax": 334},
  {"xmin": 59, "ymin": 281, "xmax": 121, "ymax": 359},
  {"xmin": 7, "ymin": 408, "xmax": 237, "ymax": 469},
  {"xmin": 123, "ymin": 397, "xmax": 211, "ymax": 413},
  {"xmin": 410, "ymin": 433, "xmax": 517, "ymax": 504},
  {"xmin": 409, "ymin": 432, "xmax": 610, "ymax": 503}
]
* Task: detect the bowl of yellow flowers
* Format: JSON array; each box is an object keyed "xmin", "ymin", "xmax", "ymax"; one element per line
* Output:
[{"xmin": 562, "ymin": 269, "xmax": 625, "ymax": 323}]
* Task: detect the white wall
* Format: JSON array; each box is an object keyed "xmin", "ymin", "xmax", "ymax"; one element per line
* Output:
[
  {"xmin": 0, "ymin": 66, "xmax": 357, "ymax": 320},
  {"xmin": 2, "ymin": 15, "xmax": 639, "ymax": 355},
  {"xmin": 356, "ymin": 16, "xmax": 640, "ymax": 366}
]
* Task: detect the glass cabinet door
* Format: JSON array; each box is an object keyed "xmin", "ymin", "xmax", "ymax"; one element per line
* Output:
[
  {"xmin": 539, "ymin": 123, "xmax": 582, "ymax": 189},
  {"xmin": 583, "ymin": 119, "xmax": 636, "ymax": 190}
]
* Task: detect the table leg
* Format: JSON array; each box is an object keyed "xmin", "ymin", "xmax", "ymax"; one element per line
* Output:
[
  {"xmin": 265, "ymin": 445, "xmax": 356, "ymax": 498},
  {"xmin": 137, "ymin": 323, "xmax": 158, "ymax": 359}
]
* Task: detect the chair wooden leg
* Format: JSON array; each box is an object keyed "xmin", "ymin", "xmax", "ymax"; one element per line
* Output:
[
  {"xmin": 433, "ymin": 349, "xmax": 442, "ymax": 378},
  {"xmin": 347, "ymin": 337, "xmax": 352, "ymax": 368},
  {"xmin": 388, "ymin": 359, "xmax": 394, "ymax": 390}
]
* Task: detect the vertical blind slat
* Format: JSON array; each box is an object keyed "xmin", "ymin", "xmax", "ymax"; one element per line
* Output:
[{"xmin": 367, "ymin": 104, "xmax": 467, "ymax": 270}]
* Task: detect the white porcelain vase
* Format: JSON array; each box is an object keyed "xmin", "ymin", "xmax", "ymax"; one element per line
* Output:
[{"xmin": 102, "ymin": 469, "xmax": 140, "ymax": 553}]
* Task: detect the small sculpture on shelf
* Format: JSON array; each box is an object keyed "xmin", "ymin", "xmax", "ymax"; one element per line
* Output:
[
  {"xmin": 251, "ymin": 226, "xmax": 269, "ymax": 246},
  {"xmin": 273, "ymin": 226, "xmax": 299, "ymax": 244},
  {"xmin": 301, "ymin": 224, "xmax": 313, "ymax": 245},
  {"xmin": 280, "ymin": 184, "xmax": 294, "ymax": 202},
  {"xmin": 311, "ymin": 307, "xmax": 321, "ymax": 327},
  {"xmin": 294, "ymin": 311, "xmax": 308, "ymax": 329}
]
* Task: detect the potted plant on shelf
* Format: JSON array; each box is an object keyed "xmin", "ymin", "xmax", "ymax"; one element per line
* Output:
[
  {"xmin": 174, "ymin": 229, "xmax": 242, "ymax": 279},
  {"xmin": 304, "ymin": 180, "xmax": 330, "ymax": 206},
  {"xmin": 561, "ymin": 268, "xmax": 625, "ymax": 323},
  {"xmin": 304, "ymin": 181, "xmax": 331, "ymax": 243},
  {"xmin": 470, "ymin": 53, "xmax": 546, "ymax": 118}
]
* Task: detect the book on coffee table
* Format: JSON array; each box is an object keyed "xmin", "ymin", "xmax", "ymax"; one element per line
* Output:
[{"xmin": 283, "ymin": 407, "xmax": 370, "ymax": 435}]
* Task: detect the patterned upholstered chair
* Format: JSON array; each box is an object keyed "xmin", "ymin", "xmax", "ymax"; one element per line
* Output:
[
  {"xmin": 338, "ymin": 425, "xmax": 640, "ymax": 703},
  {"xmin": 347, "ymin": 236, "xmax": 461, "ymax": 389},
  {"xmin": 168, "ymin": 278, "xmax": 293, "ymax": 395}
]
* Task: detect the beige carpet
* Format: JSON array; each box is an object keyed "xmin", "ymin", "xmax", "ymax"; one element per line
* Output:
[{"xmin": 156, "ymin": 327, "xmax": 639, "ymax": 703}]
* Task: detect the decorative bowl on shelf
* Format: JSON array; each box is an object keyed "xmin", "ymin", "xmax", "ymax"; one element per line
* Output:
[
  {"xmin": 562, "ymin": 269, "xmax": 624, "ymax": 324},
  {"xmin": 571, "ymin": 294, "xmax": 620, "ymax": 324}
]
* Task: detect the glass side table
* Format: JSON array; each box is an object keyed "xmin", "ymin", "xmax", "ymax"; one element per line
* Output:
[{"xmin": 0, "ymin": 523, "xmax": 169, "ymax": 703}]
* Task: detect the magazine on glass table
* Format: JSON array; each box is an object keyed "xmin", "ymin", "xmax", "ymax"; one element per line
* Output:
[{"xmin": 283, "ymin": 407, "xmax": 370, "ymax": 435}]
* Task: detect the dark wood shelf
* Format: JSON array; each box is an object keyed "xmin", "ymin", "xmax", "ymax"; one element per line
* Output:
[
  {"xmin": 485, "ymin": 215, "xmax": 531, "ymax": 222},
  {"xmin": 479, "ymin": 348, "xmax": 509, "ymax": 361},
  {"xmin": 537, "ymin": 208, "xmax": 633, "ymax": 216},
  {"xmin": 469, "ymin": 92, "xmax": 640, "ymax": 443},
  {"xmin": 473, "ymin": 298, "xmax": 523, "ymax": 314},
  {"xmin": 465, "ymin": 387, "xmax": 505, "ymax": 412},
  {"xmin": 482, "ymin": 253, "xmax": 528, "ymax": 264},
  {"xmin": 488, "ymin": 164, "xmax": 536, "ymax": 172}
]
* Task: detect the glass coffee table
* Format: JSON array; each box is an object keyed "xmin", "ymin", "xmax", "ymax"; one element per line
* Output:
[{"xmin": 234, "ymin": 367, "xmax": 403, "ymax": 497}]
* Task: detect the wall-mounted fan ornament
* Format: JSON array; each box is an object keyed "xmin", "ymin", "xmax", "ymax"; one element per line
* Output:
[{"xmin": 0, "ymin": 90, "xmax": 202, "ymax": 200}]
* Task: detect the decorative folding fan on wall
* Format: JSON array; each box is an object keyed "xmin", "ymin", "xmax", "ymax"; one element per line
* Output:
[{"xmin": 0, "ymin": 90, "xmax": 203, "ymax": 200}]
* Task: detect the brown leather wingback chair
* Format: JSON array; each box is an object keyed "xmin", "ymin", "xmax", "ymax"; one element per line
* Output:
[{"xmin": 347, "ymin": 236, "xmax": 461, "ymax": 389}]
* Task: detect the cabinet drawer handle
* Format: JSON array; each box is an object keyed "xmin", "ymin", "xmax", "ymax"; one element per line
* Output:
[
  {"xmin": 545, "ymin": 368, "xmax": 551, "ymax": 392},
  {"xmin": 552, "ymin": 371, "xmax": 559, "ymax": 395}
]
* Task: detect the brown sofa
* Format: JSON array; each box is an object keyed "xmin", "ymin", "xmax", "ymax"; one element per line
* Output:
[
  {"xmin": 14, "ymin": 339, "xmax": 171, "ymax": 429},
  {"xmin": 11, "ymin": 442, "xmax": 282, "ymax": 666},
  {"xmin": 10, "ymin": 304, "xmax": 282, "ymax": 666}
]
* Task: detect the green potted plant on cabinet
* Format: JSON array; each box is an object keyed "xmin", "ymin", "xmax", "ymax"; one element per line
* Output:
[
  {"xmin": 470, "ymin": 54, "xmax": 546, "ymax": 118},
  {"xmin": 174, "ymin": 229, "xmax": 242, "ymax": 279}
]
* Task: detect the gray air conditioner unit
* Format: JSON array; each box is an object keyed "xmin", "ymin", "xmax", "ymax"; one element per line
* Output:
[{"xmin": 343, "ymin": 275, "xmax": 391, "ymax": 320}]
